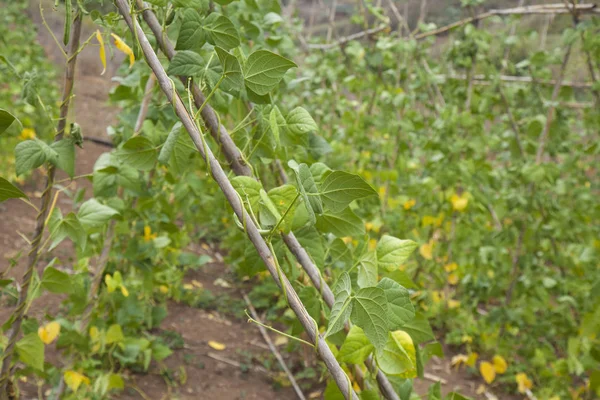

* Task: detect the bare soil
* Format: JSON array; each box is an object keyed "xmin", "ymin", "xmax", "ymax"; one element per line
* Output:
[{"xmin": 0, "ymin": 2, "xmax": 498, "ymax": 399}]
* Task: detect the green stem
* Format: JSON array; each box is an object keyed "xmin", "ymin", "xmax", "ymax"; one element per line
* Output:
[
  {"xmin": 245, "ymin": 311, "xmax": 314, "ymax": 348},
  {"xmin": 267, "ymin": 192, "xmax": 300, "ymax": 241},
  {"xmin": 193, "ymin": 74, "xmax": 225, "ymax": 121}
]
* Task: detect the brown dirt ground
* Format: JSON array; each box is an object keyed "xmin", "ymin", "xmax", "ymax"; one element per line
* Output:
[{"xmin": 0, "ymin": 2, "xmax": 506, "ymax": 399}]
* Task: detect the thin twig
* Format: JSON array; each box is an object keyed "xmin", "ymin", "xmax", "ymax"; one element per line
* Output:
[
  {"xmin": 244, "ymin": 294, "xmax": 306, "ymax": 400},
  {"xmin": 308, "ymin": 26, "xmax": 388, "ymax": 50}
]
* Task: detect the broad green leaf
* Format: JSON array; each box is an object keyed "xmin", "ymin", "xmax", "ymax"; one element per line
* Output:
[
  {"xmin": 203, "ymin": 14, "xmax": 240, "ymax": 50},
  {"xmin": 288, "ymin": 160, "xmax": 322, "ymax": 224},
  {"xmin": 338, "ymin": 326, "xmax": 373, "ymax": 364},
  {"xmin": 320, "ymin": 171, "xmax": 377, "ymax": 212},
  {"xmin": 428, "ymin": 382, "xmax": 442, "ymax": 400},
  {"xmin": 446, "ymin": 392, "xmax": 472, "ymax": 400},
  {"xmin": 231, "ymin": 176, "xmax": 262, "ymax": 211},
  {"xmin": 377, "ymin": 278, "xmax": 415, "ymax": 330},
  {"xmin": 267, "ymin": 184, "xmax": 299, "ymax": 233},
  {"xmin": 243, "ymin": 50, "xmax": 297, "ymax": 95},
  {"xmin": 41, "ymin": 267, "xmax": 71, "ymax": 294},
  {"xmin": 158, "ymin": 122, "xmax": 183, "ymax": 165},
  {"xmin": 169, "ymin": 130, "xmax": 195, "ymax": 174},
  {"xmin": 299, "ymin": 286, "xmax": 321, "ymax": 322},
  {"xmin": 295, "ymin": 226, "xmax": 325, "ymax": 268},
  {"xmin": 48, "ymin": 212, "xmax": 87, "ymax": 251},
  {"xmin": 214, "ymin": 47, "xmax": 243, "ymax": 94},
  {"xmin": 316, "ymin": 208, "xmax": 365, "ymax": 237},
  {"xmin": 310, "ymin": 162, "xmax": 332, "ymax": 184},
  {"xmin": 401, "ymin": 313, "xmax": 435, "ymax": 344},
  {"xmin": 326, "ymin": 273, "xmax": 352, "ymax": 337},
  {"xmin": 259, "ymin": 189, "xmax": 282, "ymax": 227},
  {"xmin": 0, "ymin": 177, "xmax": 27, "ymax": 203},
  {"xmin": 16, "ymin": 333, "xmax": 44, "ymax": 371},
  {"xmin": 376, "ymin": 330, "xmax": 416, "ymax": 377},
  {"xmin": 172, "ymin": 0, "xmax": 208, "ymax": 9},
  {"xmin": 167, "ymin": 50, "xmax": 205, "ymax": 76},
  {"xmin": 15, "ymin": 139, "xmax": 57, "ymax": 176},
  {"xmin": 286, "ymin": 107, "xmax": 317, "ymax": 136},
  {"xmin": 118, "ymin": 136, "xmax": 156, "ymax": 171},
  {"xmin": 175, "ymin": 9, "xmax": 206, "ymax": 52},
  {"xmin": 106, "ymin": 324, "xmax": 124, "ymax": 344},
  {"xmin": 377, "ymin": 235, "xmax": 418, "ymax": 271},
  {"xmin": 50, "ymin": 138, "xmax": 75, "ymax": 177},
  {"xmin": 323, "ymin": 379, "xmax": 345, "ymax": 400},
  {"xmin": 328, "ymin": 238, "xmax": 352, "ymax": 269},
  {"xmin": 77, "ymin": 199, "xmax": 119, "ymax": 228},
  {"xmin": 357, "ymin": 250, "xmax": 378, "ymax": 288},
  {"xmin": 351, "ymin": 287, "xmax": 389, "ymax": 353},
  {"xmin": 0, "ymin": 108, "xmax": 20, "ymax": 134}
]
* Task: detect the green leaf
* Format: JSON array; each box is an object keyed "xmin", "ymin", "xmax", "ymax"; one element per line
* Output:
[
  {"xmin": 377, "ymin": 235, "xmax": 418, "ymax": 271},
  {"xmin": 175, "ymin": 9, "xmax": 206, "ymax": 52},
  {"xmin": 269, "ymin": 105, "xmax": 284, "ymax": 147},
  {"xmin": 158, "ymin": 122, "xmax": 183, "ymax": 165},
  {"xmin": 357, "ymin": 251, "xmax": 378, "ymax": 288},
  {"xmin": 106, "ymin": 324, "xmax": 124, "ymax": 344},
  {"xmin": 288, "ymin": 160, "xmax": 322, "ymax": 224},
  {"xmin": 446, "ymin": 392, "xmax": 472, "ymax": 400},
  {"xmin": 41, "ymin": 267, "xmax": 72, "ymax": 294},
  {"xmin": 320, "ymin": 171, "xmax": 377, "ymax": 212},
  {"xmin": 267, "ymin": 184, "xmax": 298, "ymax": 233},
  {"xmin": 167, "ymin": 50, "xmax": 205, "ymax": 77},
  {"xmin": 295, "ymin": 226, "xmax": 325, "ymax": 268},
  {"xmin": 326, "ymin": 273, "xmax": 353, "ymax": 337},
  {"xmin": 338, "ymin": 326, "xmax": 373, "ymax": 364},
  {"xmin": 351, "ymin": 287, "xmax": 389, "ymax": 353},
  {"xmin": 203, "ymin": 14, "xmax": 240, "ymax": 50},
  {"xmin": 316, "ymin": 208, "xmax": 365, "ymax": 237},
  {"xmin": 375, "ymin": 330, "xmax": 416, "ymax": 376},
  {"xmin": 15, "ymin": 139, "xmax": 57, "ymax": 176},
  {"xmin": 169, "ymin": 130, "xmax": 195, "ymax": 174},
  {"xmin": 77, "ymin": 199, "xmax": 119, "ymax": 228},
  {"xmin": 231, "ymin": 176, "xmax": 262, "ymax": 211},
  {"xmin": 118, "ymin": 136, "xmax": 157, "ymax": 171},
  {"xmin": 377, "ymin": 278, "xmax": 415, "ymax": 330},
  {"xmin": 0, "ymin": 177, "xmax": 27, "ymax": 203},
  {"xmin": 286, "ymin": 107, "xmax": 317, "ymax": 136},
  {"xmin": 299, "ymin": 286, "xmax": 321, "ymax": 322},
  {"xmin": 243, "ymin": 50, "xmax": 297, "ymax": 95},
  {"xmin": 401, "ymin": 313, "xmax": 435, "ymax": 344},
  {"xmin": 16, "ymin": 333, "xmax": 44, "ymax": 371},
  {"xmin": 428, "ymin": 382, "xmax": 442, "ymax": 400},
  {"xmin": 214, "ymin": 47, "xmax": 243, "ymax": 94},
  {"xmin": 0, "ymin": 108, "xmax": 20, "ymax": 134},
  {"xmin": 259, "ymin": 189, "xmax": 282, "ymax": 227},
  {"xmin": 50, "ymin": 138, "xmax": 75, "ymax": 177},
  {"xmin": 48, "ymin": 212, "xmax": 87, "ymax": 251}
]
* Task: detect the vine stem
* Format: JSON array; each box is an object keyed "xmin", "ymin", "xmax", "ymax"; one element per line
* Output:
[
  {"xmin": 114, "ymin": 2, "xmax": 358, "ymax": 398},
  {"xmin": 137, "ymin": 2, "xmax": 399, "ymax": 398},
  {"xmin": 0, "ymin": 12, "xmax": 83, "ymax": 399}
]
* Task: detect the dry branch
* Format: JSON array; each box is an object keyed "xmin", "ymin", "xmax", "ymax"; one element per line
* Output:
[
  {"xmin": 415, "ymin": 3, "xmax": 599, "ymax": 39},
  {"xmin": 0, "ymin": 13, "xmax": 83, "ymax": 399},
  {"xmin": 308, "ymin": 25, "xmax": 388, "ymax": 50},
  {"xmin": 243, "ymin": 294, "xmax": 306, "ymax": 400},
  {"xmin": 438, "ymin": 73, "xmax": 593, "ymax": 88},
  {"xmin": 115, "ymin": 2, "xmax": 358, "ymax": 398}
]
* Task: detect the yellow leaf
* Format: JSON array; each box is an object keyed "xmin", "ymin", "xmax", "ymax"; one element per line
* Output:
[
  {"xmin": 64, "ymin": 370, "xmax": 90, "ymax": 392},
  {"xmin": 38, "ymin": 321, "xmax": 60, "ymax": 345},
  {"xmin": 183, "ymin": 283, "xmax": 194, "ymax": 290},
  {"xmin": 492, "ymin": 355, "xmax": 507, "ymax": 374},
  {"xmin": 274, "ymin": 336, "xmax": 288, "ymax": 347},
  {"xmin": 403, "ymin": 199, "xmax": 416, "ymax": 210},
  {"xmin": 451, "ymin": 354, "xmax": 468, "ymax": 368},
  {"xmin": 461, "ymin": 335, "xmax": 473, "ymax": 344},
  {"xmin": 476, "ymin": 384, "xmax": 486, "ymax": 395},
  {"xmin": 143, "ymin": 225, "xmax": 157, "ymax": 241},
  {"xmin": 466, "ymin": 352, "xmax": 478, "ymax": 367},
  {"xmin": 515, "ymin": 372, "xmax": 533, "ymax": 393},
  {"xmin": 447, "ymin": 273, "xmax": 459, "ymax": 285},
  {"xmin": 159, "ymin": 285, "xmax": 169, "ymax": 294},
  {"xmin": 444, "ymin": 262, "xmax": 458, "ymax": 272},
  {"xmin": 450, "ymin": 193, "xmax": 469, "ymax": 212},
  {"xmin": 120, "ymin": 285, "xmax": 129, "ymax": 297},
  {"xmin": 89, "ymin": 326, "xmax": 99, "ymax": 341},
  {"xmin": 368, "ymin": 238, "xmax": 377, "ymax": 251},
  {"xmin": 364, "ymin": 222, "xmax": 374, "ymax": 232},
  {"xmin": 480, "ymin": 361, "xmax": 496, "ymax": 384},
  {"xmin": 110, "ymin": 33, "xmax": 134, "ymax": 68},
  {"xmin": 95, "ymin": 30, "xmax": 106, "ymax": 75},
  {"xmin": 447, "ymin": 299, "xmax": 460, "ymax": 309},
  {"xmin": 208, "ymin": 340, "xmax": 226, "ymax": 351},
  {"xmin": 191, "ymin": 280, "xmax": 203, "ymax": 288},
  {"xmin": 19, "ymin": 128, "xmax": 36, "ymax": 140},
  {"xmin": 419, "ymin": 242, "xmax": 433, "ymax": 260}
]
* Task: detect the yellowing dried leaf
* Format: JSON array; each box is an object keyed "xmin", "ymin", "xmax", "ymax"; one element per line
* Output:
[
  {"xmin": 120, "ymin": 285, "xmax": 129, "ymax": 297},
  {"xmin": 95, "ymin": 30, "xmax": 106, "ymax": 75},
  {"xmin": 450, "ymin": 193, "xmax": 468, "ymax": 212},
  {"xmin": 447, "ymin": 299, "xmax": 460, "ymax": 309},
  {"xmin": 110, "ymin": 33, "xmax": 134, "ymax": 68},
  {"xmin": 183, "ymin": 283, "xmax": 194, "ymax": 290},
  {"xmin": 20, "ymin": 128, "xmax": 36, "ymax": 140},
  {"xmin": 403, "ymin": 199, "xmax": 416, "ymax": 210},
  {"xmin": 444, "ymin": 262, "xmax": 458, "ymax": 272},
  {"xmin": 480, "ymin": 361, "xmax": 496, "ymax": 384},
  {"xmin": 64, "ymin": 370, "xmax": 90, "ymax": 392},
  {"xmin": 159, "ymin": 285, "xmax": 169, "ymax": 294},
  {"xmin": 191, "ymin": 280, "xmax": 203, "ymax": 288},
  {"xmin": 466, "ymin": 352, "xmax": 479, "ymax": 367},
  {"xmin": 493, "ymin": 355, "xmax": 507, "ymax": 374},
  {"xmin": 447, "ymin": 273, "xmax": 459, "ymax": 285},
  {"xmin": 451, "ymin": 354, "xmax": 468, "ymax": 368},
  {"xmin": 516, "ymin": 372, "xmax": 533, "ymax": 393},
  {"xmin": 208, "ymin": 340, "xmax": 226, "ymax": 351},
  {"xmin": 419, "ymin": 242, "xmax": 433, "ymax": 260},
  {"xmin": 38, "ymin": 321, "xmax": 60, "ymax": 344},
  {"xmin": 274, "ymin": 336, "xmax": 288, "ymax": 347}
]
